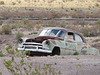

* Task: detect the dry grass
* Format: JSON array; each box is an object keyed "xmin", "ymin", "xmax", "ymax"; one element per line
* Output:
[{"xmin": 0, "ymin": 0, "xmax": 100, "ymax": 8}]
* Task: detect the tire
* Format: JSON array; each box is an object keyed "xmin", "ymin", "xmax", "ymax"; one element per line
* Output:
[{"xmin": 52, "ymin": 47, "xmax": 60, "ymax": 56}]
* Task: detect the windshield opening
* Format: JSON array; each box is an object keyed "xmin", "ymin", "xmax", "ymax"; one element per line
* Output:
[
  {"xmin": 39, "ymin": 29, "xmax": 65, "ymax": 38},
  {"xmin": 39, "ymin": 29, "xmax": 50, "ymax": 36},
  {"xmin": 39, "ymin": 29, "xmax": 59, "ymax": 36}
]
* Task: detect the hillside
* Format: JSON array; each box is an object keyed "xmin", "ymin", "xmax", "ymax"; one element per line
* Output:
[{"xmin": 0, "ymin": 0, "xmax": 100, "ymax": 8}]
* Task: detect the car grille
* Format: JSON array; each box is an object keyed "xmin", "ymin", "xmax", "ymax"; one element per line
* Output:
[
  {"xmin": 23, "ymin": 42, "xmax": 43, "ymax": 49},
  {"xmin": 25, "ymin": 46, "xmax": 37, "ymax": 49}
]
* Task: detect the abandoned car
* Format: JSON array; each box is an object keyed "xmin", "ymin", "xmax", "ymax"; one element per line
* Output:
[{"xmin": 18, "ymin": 27, "xmax": 99, "ymax": 55}]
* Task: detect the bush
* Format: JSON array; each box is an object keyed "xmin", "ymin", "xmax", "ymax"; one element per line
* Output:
[
  {"xmin": 73, "ymin": 51, "xmax": 79, "ymax": 55},
  {"xmin": 95, "ymin": 3, "xmax": 99, "ymax": 7},
  {"xmin": 0, "ymin": 52, "xmax": 5, "ymax": 57},
  {"xmin": 81, "ymin": 26, "xmax": 99, "ymax": 37},
  {"xmin": 23, "ymin": 20, "xmax": 29, "ymax": 25},
  {"xmin": 16, "ymin": 32, "xmax": 24, "ymax": 42},
  {"xmin": 0, "ymin": 21, "xmax": 3, "ymax": 25},
  {"xmin": 81, "ymin": 28, "xmax": 90, "ymax": 37},
  {"xmin": 0, "ymin": 71, "xmax": 2, "ymax": 75},
  {"xmin": 95, "ymin": 19, "xmax": 100, "ymax": 25},
  {"xmin": 2, "ymin": 25, "xmax": 12, "ymax": 34},
  {"xmin": 12, "ymin": 2, "xmax": 16, "ymax": 5},
  {"xmin": 0, "ymin": 1, "xmax": 5, "ymax": 5}
]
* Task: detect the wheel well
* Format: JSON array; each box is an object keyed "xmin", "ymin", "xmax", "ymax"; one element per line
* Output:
[{"xmin": 52, "ymin": 47, "xmax": 60, "ymax": 55}]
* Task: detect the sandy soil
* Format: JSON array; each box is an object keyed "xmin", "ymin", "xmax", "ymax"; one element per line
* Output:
[{"xmin": 0, "ymin": 55, "xmax": 100, "ymax": 75}]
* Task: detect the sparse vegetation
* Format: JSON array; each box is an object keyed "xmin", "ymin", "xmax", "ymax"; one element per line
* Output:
[
  {"xmin": 12, "ymin": 2, "xmax": 16, "ymax": 5},
  {"xmin": 16, "ymin": 32, "xmax": 24, "ymax": 43},
  {"xmin": 62, "ymin": 56, "xmax": 64, "ymax": 59},
  {"xmin": 4, "ymin": 57, "xmax": 61, "ymax": 75},
  {"xmin": 77, "ymin": 64, "xmax": 81, "ymax": 66},
  {"xmin": 1, "ymin": 25, "xmax": 12, "ymax": 35},
  {"xmin": 0, "ymin": 52, "xmax": 5, "ymax": 57},
  {"xmin": 76, "ymin": 58, "xmax": 80, "ymax": 60},
  {"xmin": 0, "ymin": 21, "xmax": 3, "ymax": 25},
  {"xmin": 5, "ymin": 45, "xmax": 26, "ymax": 57},
  {"xmin": 0, "ymin": 71, "xmax": 2, "ymax": 75},
  {"xmin": 0, "ymin": 1, "xmax": 4, "ymax": 5},
  {"xmin": 0, "ymin": 7, "xmax": 100, "ymax": 19},
  {"xmin": 29, "ymin": 32, "xmax": 38, "ymax": 35},
  {"xmin": 73, "ymin": 51, "xmax": 79, "ymax": 55},
  {"xmin": 6, "ymin": 45, "xmax": 15, "ymax": 55},
  {"xmin": 81, "ymin": 25, "xmax": 100, "ymax": 37},
  {"xmin": 4, "ymin": 46, "xmax": 61, "ymax": 75}
]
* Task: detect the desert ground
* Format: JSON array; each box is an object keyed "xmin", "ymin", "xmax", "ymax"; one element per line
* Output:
[
  {"xmin": 0, "ymin": 0, "xmax": 100, "ymax": 75},
  {"xmin": 0, "ymin": 55, "xmax": 100, "ymax": 75}
]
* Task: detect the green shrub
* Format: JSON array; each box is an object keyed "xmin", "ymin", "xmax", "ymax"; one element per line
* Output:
[
  {"xmin": 2, "ymin": 25, "xmax": 12, "ymax": 34},
  {"xmin": 73, "ymin": 51, "xmax": 79, "ymax": 55},
  {"xmin": 62, "ymin": 56, "xmax": 64, "ymax": 59},
  {"xmin": 6, "ymin": 45, "xmax": 15, "ymax": 55},
  {"xmin": 0, "ymin": 21, "xmax": 3, "ymax": 25},
  {"xmin": 4, "ymin": 54, "xmax": 61, "ymax": 75},
  {"xmin": 0, "ymin": 71, "xmax": 2, "ymax": 75},
  {"xmin": 76, "ymin": 58, "xmax": 80, "ymax": 60},
  {"xmin": 0, "ymin": 52, "xmax": 5, "ymax": 57}
]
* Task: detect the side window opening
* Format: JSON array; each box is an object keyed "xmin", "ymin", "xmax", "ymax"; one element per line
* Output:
[{"xmin": 68, "ymin": 32, "xmax": 75, "ymax": 40}]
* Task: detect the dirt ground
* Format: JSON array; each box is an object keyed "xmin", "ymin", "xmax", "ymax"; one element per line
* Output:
[{"xmin": 0, "ymin": 55, "xmax": 100, "ymax": 75}]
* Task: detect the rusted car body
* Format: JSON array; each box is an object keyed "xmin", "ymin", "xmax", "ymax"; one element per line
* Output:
[{"xmin": 18, "ymin": 27, "xmax": 99, "ymax": 55}]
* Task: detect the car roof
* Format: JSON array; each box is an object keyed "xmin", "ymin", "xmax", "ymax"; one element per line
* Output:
[
  {"xmin": 44, "ymin": 27, "xmax": 74, "ymax": 32},
  {"xmin": 44, "ymin": 27, "xmax": 86, "ymax": 42}
]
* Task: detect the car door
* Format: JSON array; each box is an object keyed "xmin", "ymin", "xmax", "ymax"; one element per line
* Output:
[
  {"xmin": 62, "ymin": 32, "xmax": 77, "ymax": 55},
  {"xmin": 74, "ymin": 33, "xmax": 87, "ymax": 54}
]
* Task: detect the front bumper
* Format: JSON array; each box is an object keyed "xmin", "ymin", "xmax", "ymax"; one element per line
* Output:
[
  {"xmin": 18, "ymin": 47, "xmax": 52, "ymax": 53},
  {"xmin": 18, "ymin": 42, "xmax": 52, "ymax": 53}
]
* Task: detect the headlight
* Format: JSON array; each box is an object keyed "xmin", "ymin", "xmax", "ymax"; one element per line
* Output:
[
  {"xmin": 19, "ymin": 39, "xmax": 23, "ymax": 43},
  {"xmin": 42, "ymin": 40, "xmax": 50, "ymax": 48},
  {"xmin": 45, "ymin": 40, "xmax": 50, "ymax": 45}
]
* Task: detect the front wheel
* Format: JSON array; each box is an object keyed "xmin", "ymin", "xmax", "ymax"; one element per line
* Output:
[{"xmin": 52, "ymin": 47, "xmax": 60, "ymax": 56}]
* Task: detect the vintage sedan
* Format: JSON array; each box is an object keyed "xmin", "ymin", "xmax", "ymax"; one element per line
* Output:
[{"xmin": 18, "ymin": 27, "xmax": 99, "ymax": 55}]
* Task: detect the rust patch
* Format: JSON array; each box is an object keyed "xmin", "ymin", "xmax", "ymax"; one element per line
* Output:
[
  {"xmin": 50, "ymin": 40, "xmax": 56, "ymax": 44},
  {"xmin": 58, "ymin": 40, "xmax": 62, "ymax": 43},
  {"xmin": 82, "ymin": 46, "xmax": 87, "ymax": 50},
  {"xmin": 77, "ymin": 43, "xmax": 82, "ymax": 46},
  {"xmin": 26, "ymin": 36, "xmax": 63, "ymax": 43}
]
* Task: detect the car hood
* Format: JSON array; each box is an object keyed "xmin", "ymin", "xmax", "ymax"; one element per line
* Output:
[{"xmin": 26, "ymin": 36, "xmax": 63, "ymax": 43}]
